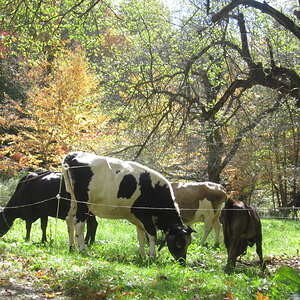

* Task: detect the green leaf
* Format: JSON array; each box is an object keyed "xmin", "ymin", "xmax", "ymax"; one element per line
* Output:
[{"xmin": 275, "ymin": 266, "xmax": 300, "ymax": 292}]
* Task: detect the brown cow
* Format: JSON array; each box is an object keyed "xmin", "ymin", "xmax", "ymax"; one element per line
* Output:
[
  {"xmin": 220, "ymin": 198, "xmax": 265, "ymax": 271},
  {"xmin": 171, "ymin": 182, "xmax": 227, "ymax": 247}
]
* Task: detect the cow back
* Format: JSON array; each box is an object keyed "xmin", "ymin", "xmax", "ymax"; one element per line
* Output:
[{"xmin": 171, "ymin": 182, "xmax": 226, "ymax": 224}]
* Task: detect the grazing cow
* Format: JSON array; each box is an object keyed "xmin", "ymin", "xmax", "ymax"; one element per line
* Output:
[
  {"xmin": 0, "ymin": 171, "xmax": 98, "ymax": 244},
  {"xmin": 62, "ymin": 151, "xmax": 194, "ymax": 263},
  {"xmin": 171, "ymin": 182, "xmax": 227, "ymax": 246},
  {"xmin": 220, "ymin": 198, "xmax": 265, "ymax": 271}
]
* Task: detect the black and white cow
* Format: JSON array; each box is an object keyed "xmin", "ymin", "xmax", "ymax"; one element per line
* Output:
[
  {"xmin": 62, "ymin": 151, "xmax": 194, "ymax": 262},
  {"xmin": 0, "ymin": 171, "xmax": 98, "ymax": 244}
]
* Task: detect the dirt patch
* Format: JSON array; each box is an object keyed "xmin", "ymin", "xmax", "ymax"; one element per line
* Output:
[
  {"xmin": 265, "ymin": 256, "xmax": 300, "ymax": 273},
  {"xmin": 0, "ymin": 255, "xmax": 70, "ymax": 300},
  {"xmin": 236, "ymin": 256, "xmax": 300, "ymax": 273}
]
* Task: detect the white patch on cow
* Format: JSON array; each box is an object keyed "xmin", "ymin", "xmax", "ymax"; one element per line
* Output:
[
  {"xmin": 193, "ymin": 198, "xmax": 214, "ymax": 223},
  {"xmin": 148, "ymin": 235, "xmax": 156, "ymax": 257},
  {"xmin": 44, "ymin": 173, "xmax": 61, "ymax": 181},
  {"xmin": 188, "ymin": 199, "xmax": 220, "ymax": 245},
  {"xmin": 136, "ymin": 227, "xmax": 147, "ymax": 257},
  {"xmin": 66, "ymin": 215, "xmax": 75, "ymax": 250},
  {"xmin": 191, "ymin": 198, "xmax": 217, "ymax": 245},
  {"xmin": 75, "ymin": 221, "xmax": 86, "ymax": 252}
]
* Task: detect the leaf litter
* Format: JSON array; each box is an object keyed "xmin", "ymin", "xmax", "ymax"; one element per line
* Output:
[
  {"xmin": 0, "ymin": 254, "xmax": 70, "ymax": 299},
  {"xmin": 1, "ymin": 253, "xmax": 300, "ymax": 299}
]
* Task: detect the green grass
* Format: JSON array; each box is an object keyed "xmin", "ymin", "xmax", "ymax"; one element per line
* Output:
[{"xmin": 0, "ymin": 217, "xmax": 299, "ymax": 299}]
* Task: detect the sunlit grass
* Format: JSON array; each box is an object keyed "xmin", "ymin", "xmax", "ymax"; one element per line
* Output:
[{"xmin": 0, "ymin": 217, "xmax": 299, "ymax": 299}]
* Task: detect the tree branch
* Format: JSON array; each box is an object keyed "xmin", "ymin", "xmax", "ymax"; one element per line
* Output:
[
  {"xmin": 220, "ymin": 97, "xmax": 282, "ymax": 171},
  {"xmin": 212, "ymin": 0, "xmax": 300, "ymax": 41}
]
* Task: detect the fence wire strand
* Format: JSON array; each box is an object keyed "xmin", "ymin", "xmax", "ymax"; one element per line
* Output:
[{"xmin": 0, "ymin": 167, "xmax": 299, "ymax": 220}]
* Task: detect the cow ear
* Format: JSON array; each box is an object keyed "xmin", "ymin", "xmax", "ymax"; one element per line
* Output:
[{"xmin": 183, "ymin": 225, "xmax": 196, "ymax": 234}]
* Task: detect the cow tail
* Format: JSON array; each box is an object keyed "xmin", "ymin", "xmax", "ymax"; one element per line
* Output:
[
  {"xmin": 62, "ymin": 152, "xmax": 76, "ymax": 204},
  {"xmin": 61, "ymin": 154, "xmax": 75, "ymax": 199}
]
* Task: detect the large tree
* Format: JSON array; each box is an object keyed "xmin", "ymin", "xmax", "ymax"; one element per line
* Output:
[{"xmin": 116, "ymin": 0, "xmax": 300, "ymax": 185}]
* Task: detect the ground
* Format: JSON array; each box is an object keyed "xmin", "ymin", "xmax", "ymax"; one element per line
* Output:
[
  {"xmin": 0, "ymin": 255, "xmax": 70, "ymax": 300},
  {"xmin": 1, "ymin": 254, "xmax": 299, "ymax": 299}
]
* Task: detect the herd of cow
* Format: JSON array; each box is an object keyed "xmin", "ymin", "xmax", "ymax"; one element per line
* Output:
[{"xmin": 0, "ymin": 151, "xmax": 266, "ymax": 271}]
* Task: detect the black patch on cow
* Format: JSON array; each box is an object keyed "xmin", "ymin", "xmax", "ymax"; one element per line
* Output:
[
  {"xmin": 116, "ymin": 170, "xmax": 120, "ymax": 174},
  {"xmin": 117, "ymin": 174, "xmax": 137, "ymax": 199},
  {"xmin": 131, "ymin": 172, "xmax": 182, "ymax": 235},
  {"xmin": 64, "ymin": 154, "xmax": 93, "ymax": 223},
  {"xmin": 138, "ymin": 172, "xmax": 153, "ymax": 195}
]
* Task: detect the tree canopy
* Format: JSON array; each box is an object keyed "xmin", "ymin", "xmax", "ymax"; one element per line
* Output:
[{"xmin": 0, "ymin": 0, "xmax": 299, "ymax": 210}]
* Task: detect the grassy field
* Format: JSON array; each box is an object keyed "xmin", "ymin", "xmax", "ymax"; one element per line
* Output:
[{"xmin": 0, "ymin": 217, "xmax": 299, "ymax": 299}]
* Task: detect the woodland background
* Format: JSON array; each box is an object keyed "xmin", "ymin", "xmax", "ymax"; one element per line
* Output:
[{"xmin": 0, "ymin": 0, "xmax": 299, "ymax": 215}]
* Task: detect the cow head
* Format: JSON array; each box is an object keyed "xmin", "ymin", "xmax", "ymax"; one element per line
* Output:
[
  {"xmin": 166, "ymin": 225, "xmax": 195, "ymax": 264},
  {"xmin": 0, "ymin": 209, "xmax": 12, "ymax": 237}
]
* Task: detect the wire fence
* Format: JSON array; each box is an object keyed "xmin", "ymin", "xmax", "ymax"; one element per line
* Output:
[
  {"xmin": 0, "ymin": 194, "xmax": 299, "ymax": 221},
  {"xmin": 0, "ymin": 168, "xmax": 299, "ymax": 220}
]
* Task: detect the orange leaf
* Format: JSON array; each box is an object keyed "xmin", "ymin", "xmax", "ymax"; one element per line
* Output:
[{"xmin": 256, "ymin": 291, "xmax": 270, "ymax": 300}]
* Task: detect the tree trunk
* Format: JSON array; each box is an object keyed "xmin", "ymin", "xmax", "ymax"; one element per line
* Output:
[{"xmin": 206, "ymin": 125, "xmax": 224, "ymax": 183}]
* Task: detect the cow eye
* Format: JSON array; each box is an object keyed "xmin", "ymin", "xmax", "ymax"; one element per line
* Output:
[{"xmin": 176, "ymin": 241, "xmax": 183, "ymax": 249}]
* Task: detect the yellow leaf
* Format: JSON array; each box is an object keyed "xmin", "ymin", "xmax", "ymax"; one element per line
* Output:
[
  {"xmin": 256, "ymin": 291, "xmax": 270, "ymax": 300},
  {"xmin": 45, "ymin": 293, "xmax": 56, "ymax": 298}
]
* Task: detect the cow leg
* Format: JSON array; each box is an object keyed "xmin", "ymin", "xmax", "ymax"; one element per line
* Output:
[
  {"xmin": 136, "ymin": 228, "xmax": 156, "ymax": 258},
  {"xmin": 212, "ymin": 215, "xmax": 221, "ymax": 247},
  {"xmin": 66, "ymin": 199, "xmax": 77, "ymax": 251},
  {"xmin": 132, "ymin": 208, "xmax": 157, "ymax": 258},
  {"xmin": 256, "ymin": 241, "xmax": 265, "ymax": 270},
  {"xmin": 25, "ymin": 221, "xmax": 32, "ymax": 241},
  {"xmin": 40, "ymin": 216, "xmax": 48, "ymax": 243},
  {"xmin": 71, "ymin": 179, "xmax": 90, "ymax": 252},
  {"xmin": 89, "ymin": 217, "xmax": 98, "ymax": 244},
  {"xmin": 66, "ymin": 215, "xmax": 75, "ymax": 251},
  {"xmin": 66, "ymin": 185, "xmax": 88, "ymax": 252},
  {"xmin": 256, "ymin": 229, "xmax": 265, "ymax": 270},
  {"xmin": 75, "ymin": 221, "xmax": 86, "ymax": 252},
  {"xmin": 200, "ymin": 212, "xmax": 214, "ymax": 245},
  {"xmin": 226, "ymin": 238, "xmax": 240, "ymax": 270},
  {"xmin": 136, "ymin": 227, "xmax": 147, "ymax": 257},
  {"xmin": 85, "ymin": 216, "xmax": 98, "ymax": 245},
  {"xmin": 148, "ymin": 234, "xmax": 156, "ymax": 258}
]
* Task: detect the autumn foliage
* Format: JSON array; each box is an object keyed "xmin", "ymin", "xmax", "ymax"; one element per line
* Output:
[{"xmin": 0, "ymin": 47, "xmax": 110, "ymax": 174}]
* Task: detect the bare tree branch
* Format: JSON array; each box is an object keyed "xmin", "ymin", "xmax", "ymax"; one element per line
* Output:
[
  {"xmin": 220, "ymin": 97, "xmax": 282, "ymax": 171},
  {"xmin": 212, "ymin": 0, "xmax": 300, "ymax": 40}
]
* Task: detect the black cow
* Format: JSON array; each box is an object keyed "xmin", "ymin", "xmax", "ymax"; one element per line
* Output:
[
  {"xmin": 220, "ymin": 198, "xmax": 265, "ymax": 271},
  {"xmin": 62, "ymin": 151, "xmax": 194, "ymax": 263},
  {"xmin": 0, "ymin": 171, "xmax": 98, "ymax": 244}
]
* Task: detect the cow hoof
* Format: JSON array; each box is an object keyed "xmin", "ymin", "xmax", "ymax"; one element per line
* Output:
[{"xmin": 261, "ymin": 262, "xmax": 267, "ymax": 272}]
